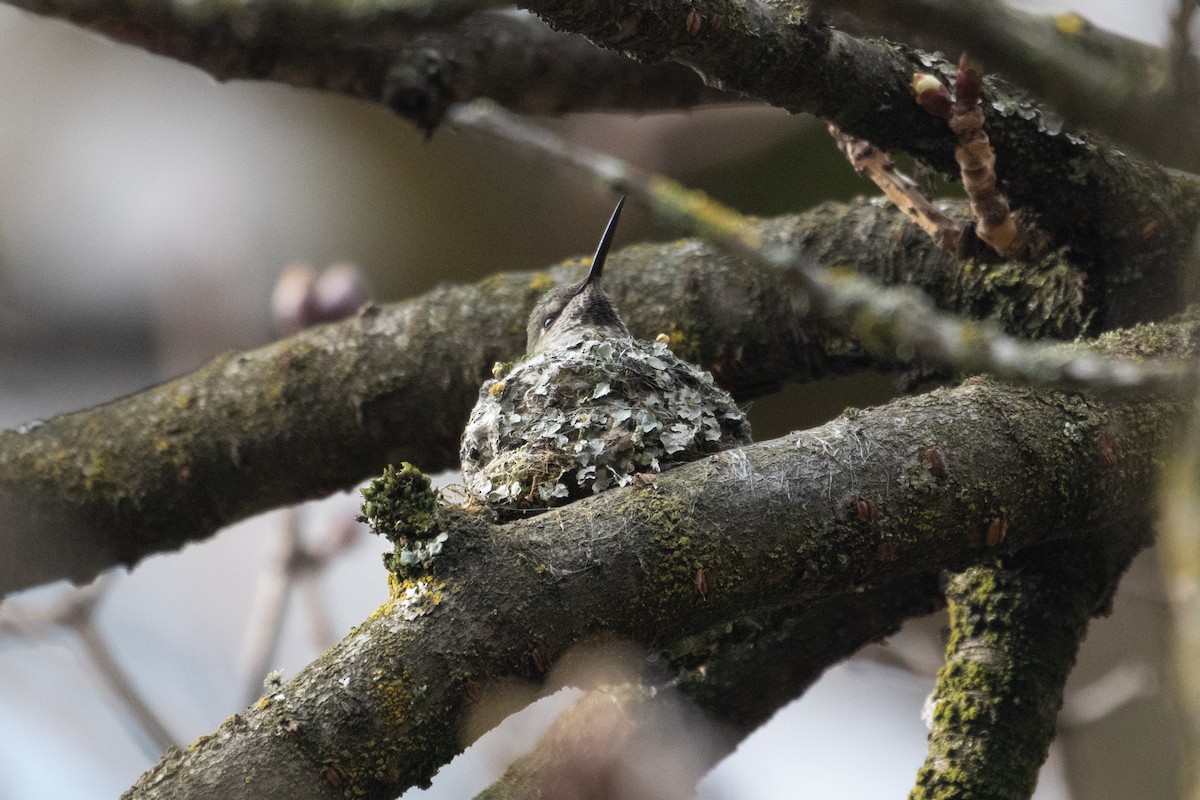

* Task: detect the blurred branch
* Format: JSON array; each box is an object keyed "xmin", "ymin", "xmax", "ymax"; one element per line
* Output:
[
  {"xmin": 238, "ymin": 510, "xmax": 360, "ymax": 708},
  {"xmin": 0, "ymin": 198, "xmax": 1099, "ymax": 598},
  {"xmin": 5, "ymin": 0, "xmax": 419, "ymax": 100},
  {"xmin": 0, "ymin": 578, "xmax": 180, "ymax": 757},
  {"xmin": 1059, "ymin": 661, "xmax": 1157, "ymax": 728},
  {"xmin": 3, "ymin": 2, "xmax": 730, "ymax": 129},
  {"xmin": 477, "ymin": 571, "xmax": 942, "ymax": 799},
  {"xmin": 123, "ymin": 315, "xmax": 1191, "ymax": 798},
  {"xmin": 819, "ymin": 0, "xmax": 1200, "ymax": 173},
  {"xmin": 515, "ymin": 0, "xmax": 1200, "ymax": 327},
  {"xmin": 1168, "ymin": 0, "xmax": 1200, "ymax": 108},
  {"xmin": 474, "ymin": 685, "xmax": 727, "ymax": 800},
  {"xmin": 450, "ymin": 100, "xmax": 1194, "ymax": 390},
  {"xmin": 382, "ymin": 10, "xmax": 732, "ymax": 131}
]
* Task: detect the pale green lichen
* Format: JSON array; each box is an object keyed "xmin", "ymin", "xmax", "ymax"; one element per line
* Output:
[{"xmin": 358, "ymin": 463, "xmax": 450, "ymax": 572}]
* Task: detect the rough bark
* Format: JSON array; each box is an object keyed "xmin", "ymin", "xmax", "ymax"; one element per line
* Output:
[
  {"xmin": 7, "ymin": 0, "xmax": 1200, "ymax": 325},
  {"xmin": 911, "ymin": 539, "xmax": 1139, "ymax": 800},
  {"xmin": 3, "ymin": 2, "xmax": 728, "ymax": 130},
  {"xmin": 820, "ymin": 0, "xmax": 1200, "ymax": 172},
  {"xmin": 382, "ymin": 10, "xmax": 731, "ymax": 132},
  {"xmin": 0, "ymin": 201, "xmax": 1094, "ymax": 597},
  {"xmin": 517, "ymin": 0, "xmax": 1200, "ymax": 327},
  {"xmin": 121, "ymin": 316, "xmax": 1195, "ymax": 799}
]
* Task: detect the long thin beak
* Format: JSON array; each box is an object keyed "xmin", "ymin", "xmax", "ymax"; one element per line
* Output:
[{"xmin": 579, "ymin": 195, "xmax": 625, "ymax": 293}]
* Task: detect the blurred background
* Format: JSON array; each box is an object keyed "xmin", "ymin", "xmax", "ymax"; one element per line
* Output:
[{"xmin": 0, "ymin": 0, "xmax": 1188, "ymax": 797}]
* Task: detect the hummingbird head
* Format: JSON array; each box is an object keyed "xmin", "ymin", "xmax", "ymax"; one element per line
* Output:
[{"xmin": 526, "ymin": 196, "xmax": 631, "ymax": 355}]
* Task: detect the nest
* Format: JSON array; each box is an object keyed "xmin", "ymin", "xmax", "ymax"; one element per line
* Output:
[{"xmin": 460, "ymin": 332, "xmax": 751, "ymax": 511}]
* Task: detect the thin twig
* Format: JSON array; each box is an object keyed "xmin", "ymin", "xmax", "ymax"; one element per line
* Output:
[
  {"xmin": 300, "ymin": 517, "xmax": 362, "ymax": 650},
  {"xmin": 70, "ymin": 618, "xmax": 180, "ymax": 757},
  {"xmin": 828, "ymin": 124, "xmax": 962, "ymax": 253},
  {"xmin": 448, "ymin": 100, "xmax": 1196, "ymax": 392},
  {"xmin": 239, "ymin": 508, "xmax": 361, "ymax": 707},
  {"xmin": 0, "ymin": 577, "xmax": 180, "ymax": 758},
  {"xmin": 1169, "ymin": 0, "xmax": 1200, "ymax": 103},
  {"xmin": 239, "ymin": 510, "xmax": 302, "ymax": 707}
]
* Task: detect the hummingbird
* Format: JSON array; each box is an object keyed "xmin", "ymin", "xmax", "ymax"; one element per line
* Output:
[{"xmin": 460, "ymin": 197, "xmax": 751, "ymax": 513}]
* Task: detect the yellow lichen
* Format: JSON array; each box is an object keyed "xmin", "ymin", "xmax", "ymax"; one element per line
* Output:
[
  {"xmin": 1053, "ymin": 12, "xmax": 1086, "ymax": 37},
  {"xmin": 376, "ymin": 677, "xmax": 412, "ymax": 729},
  {"xmin": 648, "ymin": 176, "xmax": 763, "ymax": 249},
  {"xmin": 528, "ymin": 272, "xmax": 555, "ymax": 293}
]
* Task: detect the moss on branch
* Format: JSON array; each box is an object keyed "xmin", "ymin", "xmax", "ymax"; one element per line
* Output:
[{"xmin": 912, "ymin": 539, "xmax": 1139, "ymax": 800}]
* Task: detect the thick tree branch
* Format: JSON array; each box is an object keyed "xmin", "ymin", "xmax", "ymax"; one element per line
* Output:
[
  {"xmin": 912, "ymin": 538, "xmax": 1138, "ymax": 800},
  {"xmin": 819, "ymin": 0, "xmax": 1200, "ymax": 172},
  {"xmin": 8, "ymin": 0, "xmax": 1200, "ymax": 324},
  {"xmin": 0, "ymin": 202, "xmax": 1095, "ymax": 597},
  {"xmin": 6, "ymin": 0, "xmax": 415, "ymax": 101},
  {"xmin": 122, "ymin": 317, "xmax": 1194, "ymax": 799},
  {"xmin": 516, "ymin": 0, "xmax": 1200, "ymax": 326},
  {"xmin": 3, "ymin": 2, "xmax": 729, "ymax": 129},
  {"xmin": 382, "ymin": 10, "xmax": 731, "ymax": 131}
]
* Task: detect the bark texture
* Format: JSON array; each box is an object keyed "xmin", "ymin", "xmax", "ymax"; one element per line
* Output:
[
  {"xmin": 382, "ymin": 10, "xmax": 730, "ymax": 131},
  {"xmin": 822, "ymin": 0, "xmax": 1200, "ymax": 171},
  {"xmin": 0, "ymin": 202, "xmax": 1093, "ymax": 596},
  {"xmin": 7, "ymin": 0, "xmax": 1199, "ymax": 324},
  {"xmin": 912, "ymin": 539, "xmax": 1139, "ymax": 800},
  {"xmin": 122, "ymin": 317, "xmax": 1195, "ymax": 800},
  {"xmin": 4, "ymin": 2, "xmax": 728, "ymax": 129},
  {"xmin": 518, "ymin": 0, "xmax": 1200, "ymax": 326}
]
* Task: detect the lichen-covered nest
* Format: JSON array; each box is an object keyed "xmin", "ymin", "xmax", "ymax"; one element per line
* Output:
[{"xmin": 460, "ymin": 333, "xmax": 751, "ymax": 511}]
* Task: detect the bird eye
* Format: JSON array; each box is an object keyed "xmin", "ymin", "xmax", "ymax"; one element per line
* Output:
[{"xmin": 542, "ymin": 313, "xmax": 557, "ymax": 330}]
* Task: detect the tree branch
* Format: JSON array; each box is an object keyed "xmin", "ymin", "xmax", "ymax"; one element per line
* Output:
[
  {"xmin": 0, "ymin": 200, "xmax": 1097, "ymax": 597},
  {"xmin": 9, "ymin": 0, "xmax": 1200, "ymax": 324},
  {"xmin": 450, "ymin": 100, "xmax": 1192, "ymax": 390},
  {"xmin": 516, "ymin": 0, "xmax": 1200, "ymax": 326},
  {"xmin": 121, "ymin": 316, "xmax": 1195, "ymax": 799},
  {"xmin": 382, "ymin": 10, "xmax": 732, "ymax": 131},
  {"xmin": 476, "ymin": 570, "xmax": 940, "ymax": 797},
  {"xmin": 3, "ymin": 2, "xmax": 729, "ymax": 129},
  {"xmin": 6, "ymin": 0, "xmax": 410, "ymax": 100},
  {"xmin": 913, "ymin": 538, "xmax": 1138, "ymax": 800},
  {"xmin": 472, "ymin": 684, "xmax": 727, "ymax": 800},
  {"xmin": 819, "ymin": 0, "xmax": 1200, "ymax": 172},
  {"xmin": 1160, "ymin": 379, "xmax": 1200, "ymax": 798}
]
